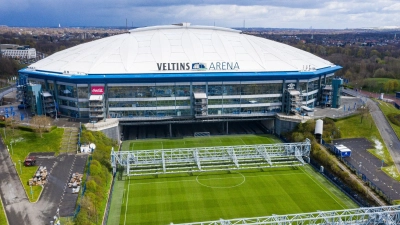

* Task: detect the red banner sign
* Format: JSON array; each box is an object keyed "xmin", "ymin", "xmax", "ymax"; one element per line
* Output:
[{"xmin": 91, "ymin": 86, "xmax": 104, "ymax": 95}]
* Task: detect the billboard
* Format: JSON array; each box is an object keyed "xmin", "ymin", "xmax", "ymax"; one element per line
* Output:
[{"xmin": 91, "ymin": 86, "xmax": 104, "ymax": 95}]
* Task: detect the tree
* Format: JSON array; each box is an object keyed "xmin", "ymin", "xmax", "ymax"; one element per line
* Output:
[
  {"xmin": 359, "ymin": 103, "xmax": 370, "ymax": 124},
  {"xmin": 30, "ymin": 116, "xmax": 52, "ymax": 138},
  {"xmin": 4, "ymin": 117, "xmax": 17, "ymax": 135}
]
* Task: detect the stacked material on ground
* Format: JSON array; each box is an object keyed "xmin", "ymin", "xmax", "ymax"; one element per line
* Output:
[
  {"xmin": 28, "ymin": 166, "xmax": 48, "ymax": 186},
  {"xmin": 68, "ymin": 172, "xmax": 83, "ymax": 193}
]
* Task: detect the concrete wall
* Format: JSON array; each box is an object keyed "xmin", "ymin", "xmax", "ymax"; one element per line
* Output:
[
  {"xmin": 261, "ymin": 119, "xmax": 274, "ymax": 133},
  {"xmin": 275, "ymin": 118, "xmax": 299, "ymax": 136},
  {"xmin": 100, "ymin": 125, "xmax": 120, "ymax": 141}
]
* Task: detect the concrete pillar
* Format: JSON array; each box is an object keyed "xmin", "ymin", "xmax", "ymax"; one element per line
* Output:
[
  {"xmin": 226, "ymin": 121, "xmax": 229, "ymax": 135},
  {"xmin": 169, "ymin": 123, "xmax": 172, "ymax": 137}
]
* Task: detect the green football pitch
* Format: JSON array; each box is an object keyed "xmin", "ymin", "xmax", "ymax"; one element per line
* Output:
[
  {"xmin": 121, "ymin": 134, "xmax": 282, "ymax": 150},
  {"xmin": 108, "ymin": 135, "xmax": 357, "ymax": 225}
]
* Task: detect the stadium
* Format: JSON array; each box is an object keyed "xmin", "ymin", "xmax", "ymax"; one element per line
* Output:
[
  {"xmin": 17, "ymin": 23, "xmax": 343, "ymax": 138},
  {"xmin": 17, "ymin": 24, "xmax": 400, "ymax": 224}
]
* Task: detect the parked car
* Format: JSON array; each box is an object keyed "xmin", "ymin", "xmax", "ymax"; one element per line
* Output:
[{"xmin": 24, "ymin": 156, "xmax": 36, "ymax": 166}]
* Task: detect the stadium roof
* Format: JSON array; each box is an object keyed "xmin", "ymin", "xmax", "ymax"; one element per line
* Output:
[{"xmin": 28, "ymin": 23, "xmax": 336, "ymax": 75}]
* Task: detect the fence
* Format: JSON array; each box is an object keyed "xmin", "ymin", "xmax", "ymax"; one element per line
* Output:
[
  {"xmin": 77, "ymin": 122, "xmax": 82, "ymax": 151},
  {"xmin": 309, "ymin": 158, "xmax": 371, "ymax": 207},
  {"xmin": 73, "ymin": 155, "xmax": 92, "ymax": 218},
  {"xmin": 340, "ymin": 158, "xmax": 393, "ymax": 204},
  {"xmin": 395, "ymin": 102, "xmax": 400, "ymax": 110},
  {"xmin": 101, "ymin": 144, "xmax": 122, "ymax": 224},
  {"xmin": 102, "ymin": 174, "xmax": 116, "ymax": 225},
  {"xmin": 282, "ymin": 137, "xmax": 373, "ymax": 206},
  {"xmin": 321, "ymin": 139, "xmax": 393, "ymax": 204}
]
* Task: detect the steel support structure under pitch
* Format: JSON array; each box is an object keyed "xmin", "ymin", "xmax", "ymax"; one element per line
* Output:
[
  {"xmin": 111, "ymin": 139, "xmax": 311, "ymax": 176},
  {"xmin": 171, "ymin": 205, "xmax": 400, "ymax": 225}
]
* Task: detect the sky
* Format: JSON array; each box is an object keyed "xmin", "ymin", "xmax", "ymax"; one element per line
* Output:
[{"xmin": 1, "ymin": 0, "xmax": 400, "ymax": 29}]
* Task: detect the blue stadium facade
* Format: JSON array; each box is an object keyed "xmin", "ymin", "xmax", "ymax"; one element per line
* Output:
[{"xmin": 18, "ymin": 24, "xmax": 341, "ymax": 126}]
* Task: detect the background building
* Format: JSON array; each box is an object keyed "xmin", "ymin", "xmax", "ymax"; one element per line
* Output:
[
  {"xmin": 1, "ymin": 44, "xmax": 36, "ymax": 59},
  {"xmin": 18, "ymin": 23, "xmax": 342, "ymax": 137}
]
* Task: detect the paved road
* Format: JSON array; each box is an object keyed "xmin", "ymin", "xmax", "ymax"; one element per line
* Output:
[
  {"xmin": 0, "ymin": 139, "xmax": 41, "ymax": 225},
  {"xmin": 0, "ymin": 140, "xmax": 87, "ymax": 224},
  {"xmin": 343, "ymin": 89, "xmax": 400, "ymax": 175}
]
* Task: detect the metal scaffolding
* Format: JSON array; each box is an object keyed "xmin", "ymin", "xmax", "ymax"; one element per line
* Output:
[
  {"xmin": 171, "ymin": 205, "xmax": 400, "ymax": 225},
  {"xmin": 111, "ymin": 139, "xmax": 311, "ymax": 176}
]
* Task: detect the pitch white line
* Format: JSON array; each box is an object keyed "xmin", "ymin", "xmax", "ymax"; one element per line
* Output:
[
  {"xmin": 124, "ymin": 178, "xmax": 131, "ymax": 225},
  {"xmin": 128, "ymin": 172, "xmax": 304, "ymax": 186},
  {"xmin": 300, "ymin": 166, "xmax": 346, "ymax": 209}
]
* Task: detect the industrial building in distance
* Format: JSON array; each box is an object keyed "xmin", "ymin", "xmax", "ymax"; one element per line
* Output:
[
  {"xmin": 1, "ymin": 44, "xmax": 36, "ymax": 59},
  {"xmin": 17, "ymin": 23, "xmax": 343, "ymax": 136}
]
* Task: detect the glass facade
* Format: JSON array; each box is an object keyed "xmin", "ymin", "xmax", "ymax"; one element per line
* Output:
[
  {"xmin": 21, "ymin": 76, "xmax": 333, "ymax": 119},
  {"xmin": 78, "ymin": 86, "xmax": 89, "ymax": 98},
  {"xmin": 58, "ymin": 84, "xmax": 77, "ymax": 98},
  {"xmin": 307, "ymin": 80, "xmax": 319, "ymax": 92}
]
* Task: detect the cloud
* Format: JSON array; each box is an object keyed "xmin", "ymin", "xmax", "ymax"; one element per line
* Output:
[{"xmin": 0, "ymin": 0, "xmax": 400, "ymax": 28}]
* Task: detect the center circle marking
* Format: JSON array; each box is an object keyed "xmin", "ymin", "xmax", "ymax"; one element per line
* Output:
[{"xmin": 195, "ymin": 172, "xmax": 246, "ymax": 188}]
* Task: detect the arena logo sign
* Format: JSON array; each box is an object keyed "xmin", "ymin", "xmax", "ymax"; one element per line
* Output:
[
  {"xmin": 156, "ymin": 62, "xmax": 240, "ymax": 71},
  {"xmin": 91, "ymin": 86, "xmax": 104, "ymax": 95}
]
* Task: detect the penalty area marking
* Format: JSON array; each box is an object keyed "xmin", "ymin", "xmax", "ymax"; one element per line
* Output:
[{"xmin": 195, "ymin": 172, "xmax": 245, "ymax": 189}]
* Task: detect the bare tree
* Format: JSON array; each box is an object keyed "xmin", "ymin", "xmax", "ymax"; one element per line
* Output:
[
  {"xmin": 358, "ymin": 102, "xmax": 370, "ymax": 124},
  {"xmin": 30, "ymin": 116, "xmax": 52, "ymax": 138},
  {"xmin": 4, "ymin": 117, "xmax": 17, "ymax": 135}
]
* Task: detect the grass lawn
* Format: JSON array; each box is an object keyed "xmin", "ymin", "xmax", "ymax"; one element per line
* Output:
[
  {"xmin": 0, "ymin": 197, "xmax": 7, "ymax": 225},
  {"xmin": 335, "ymin": 114, "xmax": 393, "ymax": 164},
  {"xmin": 109, "ymin": 135, "xmax": 356, "ymax": 225},
  {"xmin": 0, "ymin": 127, "xmax": 64, "ymax": 202},
  {"xmin": 122, "ymin": 134, "xmax": 281, "ymax": 150},
  {"xmin": 362, "ymin": 78, "xmax": 399, "ymax": 94},
  {"xmin": 375, "ymin": 100, "xmax": 400, "ymax": 139},
  {"xmin": 119, "ymin": 166, "xmax": 356, "ymax": 225},
  {"xmin": 335, "ymin": 113, "xmax": 400, "ymax": 180}
]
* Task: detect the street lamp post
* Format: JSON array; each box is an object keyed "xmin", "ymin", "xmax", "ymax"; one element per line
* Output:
[
  {"xmin": 10, "ymin": 141, "xmax": 13, "ymax": 155},
  {"xmin": 54, "ymin": 100, "xmax": 58, "ymax": 121},
  {"xmin": 18, "ymin": 160, "xmax": 22, "ymax": 174},
  {"xmin": 30, "ymin": 185, "xmax": 33, "ymax": 200},
  {"xmin": 9, "ymin": 144, "xmax": 13, "ymax": 155}
]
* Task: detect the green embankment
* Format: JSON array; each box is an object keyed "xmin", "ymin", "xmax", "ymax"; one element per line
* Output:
[{"xmin": 0, "ymin": 127, "xmax": 64, "ymax": 202}]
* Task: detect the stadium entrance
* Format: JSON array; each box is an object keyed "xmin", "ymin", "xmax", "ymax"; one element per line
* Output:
[{"xmin": 121, "ymin": 120, "xmax": 273, "ymax": 140}]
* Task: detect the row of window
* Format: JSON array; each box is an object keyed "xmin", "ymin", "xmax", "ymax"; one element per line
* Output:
[
  {"xmin": 30, "ymin": 78, "xmax": 333, "ymax": 118},
  {"xmin": 107, "ymin": 106, "xmax": 282, "ymax": 118},
  {"xmin": 35, "ymin": 80, "xmax": 333, "ymax": 100}
]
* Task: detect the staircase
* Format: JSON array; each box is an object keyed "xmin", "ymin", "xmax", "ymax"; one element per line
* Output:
[{"xmin": 59, "ymin": 127, "xmax": 79, "ymax": 154}]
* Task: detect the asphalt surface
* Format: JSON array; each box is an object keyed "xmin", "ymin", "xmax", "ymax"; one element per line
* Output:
[
  {"xmin": 313, "ymin": 96, "xmax": 361, "ymax": 119},
  {"xmin": 334, "ymin": 138, "xmax": 400, "ymax": 200},
  {"xmin": 343, "ymin": 89, "xmax": 400, "ymax": 176},
  {"xmin": 0, "ymin": 142, "xmax": 88, "ymax": 224},
  {"xmin": 0, "ymin": 138, "xmax": 37, "ymax": 225}
]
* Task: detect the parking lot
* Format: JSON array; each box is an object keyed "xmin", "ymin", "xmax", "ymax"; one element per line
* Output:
[
  {"xmin": 333, "ymin": 138, "xmax": 400, "ymax": 201},
  {"xmin": 30, "ymin": 153, "xmax": 88, "ymax": 217}
]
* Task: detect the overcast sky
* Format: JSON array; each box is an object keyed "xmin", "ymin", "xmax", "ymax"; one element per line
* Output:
[{"xmin": 1, "ymin": 0, "xmax": 400, "ymax": 29}]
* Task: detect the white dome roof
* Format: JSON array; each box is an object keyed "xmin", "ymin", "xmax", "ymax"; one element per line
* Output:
[{"xmin": 30, "ymin": 24, "xmax": 334, "ymax": 75}]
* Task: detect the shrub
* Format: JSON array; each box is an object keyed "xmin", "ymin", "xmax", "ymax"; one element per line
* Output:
[
  {"xmin": 387, "ymin": 113, "xmax": 400, "ymax": 126},
  {"xmin": 49, "ymin": 126, "xmax": 57, "ymax": 131},
  {"xmin": 17, "ymin": 125, "xmax": 35, "ymax": 132}
]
